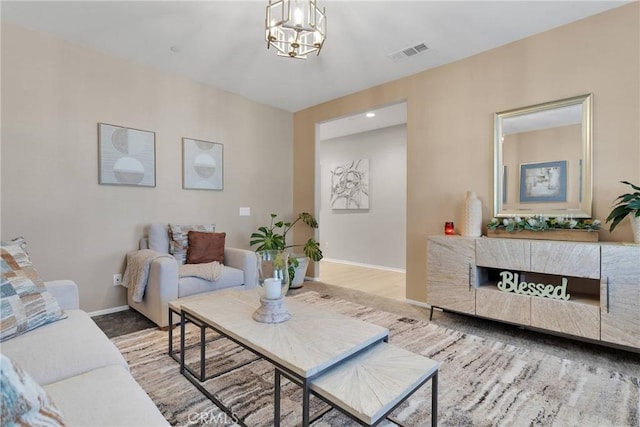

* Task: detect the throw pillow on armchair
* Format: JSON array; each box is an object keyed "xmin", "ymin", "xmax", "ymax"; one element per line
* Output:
[
  {"xmin": 186, "ymin": 231, "xmax": 226, "ymax": 264},
  {"xmin": 168, "ymin": 224, "xmax": 216, "ymax": 264}
]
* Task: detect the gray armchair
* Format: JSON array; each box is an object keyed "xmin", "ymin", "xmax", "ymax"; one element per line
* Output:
[{"xmin": 127, "ymin": 223, "xmax": 257, "ymax": 328}]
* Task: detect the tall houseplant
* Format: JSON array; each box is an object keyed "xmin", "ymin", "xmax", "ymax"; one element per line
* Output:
[
  {"xmin": 605, "ymin": 181, "xmax": 640, "ymax": 243},
  {"xmin": 250, "ymin": 212, "xmax": 323, "ymax": 286}
]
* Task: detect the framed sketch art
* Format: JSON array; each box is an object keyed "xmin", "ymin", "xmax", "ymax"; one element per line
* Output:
[
  {"xmin": 519, "ymin": 160, "xmax": 567, "ymax": 203},
  {"xmin": 98, "ymin": 123, "xmax": 155, "ymax": 187},
  {"xmin": 182, "ymin": 138, "xmax": 223, "ymax": 190},
  {"xmin": 330, "ymin": 159, "xmax": 369, "ymax": 210}
]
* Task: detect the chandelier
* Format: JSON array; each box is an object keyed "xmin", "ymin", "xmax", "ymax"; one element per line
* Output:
[{"xmin": 265, "ymin": 0, "xmax": 327, "ymax": 59}]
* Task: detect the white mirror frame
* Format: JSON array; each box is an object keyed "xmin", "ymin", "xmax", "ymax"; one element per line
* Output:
[{"xmin": 494, "ymin": 94, "xmax": 593, "ymax": 218}]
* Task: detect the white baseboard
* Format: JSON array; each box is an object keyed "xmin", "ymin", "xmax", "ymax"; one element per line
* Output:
[
  {"xmin": 88, "ymin": 305, "xmax": 129, "ymax": 317},
  {"xmin": 322, "ymin": 258, "xmax": 406, "ymax": 274},
  {"xmin": 406, "ymin": 298, "xmax": 431, "ymax": 309}
]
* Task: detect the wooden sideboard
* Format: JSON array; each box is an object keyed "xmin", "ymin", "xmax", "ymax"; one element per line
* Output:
[{"xmin": 427, "ymin": 235, "xmax": 640, "ymax": 351}]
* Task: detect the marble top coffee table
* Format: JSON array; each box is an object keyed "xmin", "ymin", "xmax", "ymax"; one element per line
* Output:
[{"xmin": 176, "ymin": 290, "xmax": 389, "ymax": 426}]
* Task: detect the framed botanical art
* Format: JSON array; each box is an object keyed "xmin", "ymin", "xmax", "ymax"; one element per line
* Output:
[
  {"xmin": 182, "ymin": 138, "xmax": 223, "ymax": 190},
  {"xmin": 98, "ymin": 123, "xmax": 155, "ymax": 187},
  {"xmin": 519, "ymin": 160, "xmax": 567, "ymax": 203}
]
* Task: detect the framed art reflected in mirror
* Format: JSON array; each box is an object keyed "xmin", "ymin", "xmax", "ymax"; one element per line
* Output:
[{"xmin": 519, "ymin": 160, "xmax": 567, "ymax": 203}]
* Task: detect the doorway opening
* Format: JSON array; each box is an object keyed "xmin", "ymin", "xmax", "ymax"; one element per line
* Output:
[{"xmin": 314, "ymin": 102, "xmax": 407, "ymax": 300}]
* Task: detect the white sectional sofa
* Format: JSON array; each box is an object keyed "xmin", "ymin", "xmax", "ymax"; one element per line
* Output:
[
  {"xmin": 1, "ymin": 280, "xmax": 168, "ymax": 426},
  {"xmin": 128, "ymin": 223, "xmax": 257, "ymax": 328}
]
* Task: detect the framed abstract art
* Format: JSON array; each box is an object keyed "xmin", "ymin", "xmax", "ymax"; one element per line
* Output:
[
  {"xmin": 182, "ymin": 138, "xmax": 223, "ymax": 190},
  {"xmin": 519, "ymin": 160, "xmax": 567, "ymax": 203},
  {"xmin": 98, "ymin": 123, "xmax": 155, "ymax": 187}
]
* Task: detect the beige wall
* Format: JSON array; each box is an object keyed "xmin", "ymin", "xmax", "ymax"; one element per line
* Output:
[
  {"xmin": 1, "ymin": 24, "xmax": 293, "ymax": 312},
  {"xmin": 294, "ymin": 4, "xmax": 640, "ymax": 303}
]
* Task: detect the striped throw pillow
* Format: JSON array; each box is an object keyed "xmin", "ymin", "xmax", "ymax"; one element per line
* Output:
[
  {"xmin": 168, "ymin": 224, "xmax": 216, "ymax": 264},
  {"xmin": 1, "ymin": 238, "xmax": 66, "ymax": 342},
  {"xmin": 0, "ymin": 354, "xmax": 66, "ymax": 426}
]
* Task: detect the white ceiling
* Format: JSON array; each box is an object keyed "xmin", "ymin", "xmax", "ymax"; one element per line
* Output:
[
  {"xmin": 1, "ymin": 1, "xmax": 629, "ymax": 113},
  {"xmin": 318, "ymin": 102, "xmax": 407, "ymax": 141},
  {"xmin": 502, "ymin": 104, "xmax": 582, "ymax": 135}
]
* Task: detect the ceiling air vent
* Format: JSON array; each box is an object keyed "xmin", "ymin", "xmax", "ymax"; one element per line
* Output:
[{"xmin": 388, "ymin": 42, "xmax": 429, "ymax": 63}]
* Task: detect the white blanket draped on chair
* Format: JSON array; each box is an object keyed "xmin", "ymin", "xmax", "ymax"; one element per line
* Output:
[{"xmin": 123, "ymin": 250, "xmax": 224, "ymax": 303}]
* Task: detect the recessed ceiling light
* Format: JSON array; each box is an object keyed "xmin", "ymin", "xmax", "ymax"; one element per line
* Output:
[{"xmin": 365, "ymin": 112, "xmax": 376, "ymax": 118}]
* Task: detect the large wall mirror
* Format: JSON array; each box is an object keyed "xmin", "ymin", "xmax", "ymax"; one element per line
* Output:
[{"xmin": 494, "ymin": 94, "xmax": 593, "ymax": 218}]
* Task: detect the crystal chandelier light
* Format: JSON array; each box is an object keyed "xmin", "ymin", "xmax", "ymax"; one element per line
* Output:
[{"xmin": 265, "ymin": 0, "xmax": 326, "ymax": 59}]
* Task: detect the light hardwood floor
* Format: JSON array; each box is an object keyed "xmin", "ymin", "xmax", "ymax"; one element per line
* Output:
[{"xmin": 317, "ymin": 260, "xmax": 406, "ymax": 301}]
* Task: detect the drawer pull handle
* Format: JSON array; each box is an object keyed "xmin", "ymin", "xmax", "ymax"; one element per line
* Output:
[
  {"xmin": 468, "ymin": 264, "xmax": 472, "ymax": 291},
  {"xmin": 606, "ymin": 276, "xmax": 610, "ymax": 313}
]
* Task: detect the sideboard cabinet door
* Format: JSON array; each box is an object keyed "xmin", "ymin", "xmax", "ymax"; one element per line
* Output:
[
  {"xmin": 427, "ymin": 236, "xmax": 476, "ymax": 315},
  {"xmin": 601, "ymin": 245, "xmax": 640, "ymax": 348}
]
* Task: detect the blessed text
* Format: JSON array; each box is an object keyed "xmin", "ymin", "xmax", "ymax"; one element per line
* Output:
[{"xmin": 496, "ymin": 271, "xmax": 570, "ymax": 301}]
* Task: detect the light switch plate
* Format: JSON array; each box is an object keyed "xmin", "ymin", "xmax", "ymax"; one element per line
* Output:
[{"xmin": 239, "ymin": 207, "xmax": 251, "ymax": 216}]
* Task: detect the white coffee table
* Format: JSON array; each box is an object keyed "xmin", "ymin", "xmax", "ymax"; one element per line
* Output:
[{"xmin": 176, "ymin": 290, "xmax": 389, "ymax": 426}]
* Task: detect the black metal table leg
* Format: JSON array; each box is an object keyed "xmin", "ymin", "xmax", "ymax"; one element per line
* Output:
[
  {"xmin": 168, "ymin": 307, "xmax": 173, "ymax": 356},
  {"xmin": 432, "ymin": 371, "xmax": 438, "ymax": 426},
  {"xmin": 274, "ymin": 370, "xmax": 281, "ymax": 427},
  {"xmin": 303, "ymin": 378, "xmax": 310, "ymax": 426},
  {"xmin": 200, "ymin": 323, "xmax": 206, "ymax": 381},
  {"xmin": 180, "ymin": 311, "xmax": 186, "ymax": 374}
]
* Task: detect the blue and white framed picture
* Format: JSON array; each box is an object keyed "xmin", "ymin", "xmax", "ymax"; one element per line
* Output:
[{"xmin": 519, "ymin": 160, "xmax": 567, "ymax": 203}]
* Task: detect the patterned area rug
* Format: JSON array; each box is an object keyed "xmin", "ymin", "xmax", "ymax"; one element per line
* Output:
[{"xmin": 111, "ymin": 292, "xmax": 639, "ymax": 426}]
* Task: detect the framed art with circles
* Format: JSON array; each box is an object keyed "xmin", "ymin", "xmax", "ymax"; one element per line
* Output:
[
  {"xmin": 182, "ymin": 138, "xmax": 223, "ymax": 191},
  {"xmin": 98, "ymin": 123, "xmax": 155, "ymax": 187}
]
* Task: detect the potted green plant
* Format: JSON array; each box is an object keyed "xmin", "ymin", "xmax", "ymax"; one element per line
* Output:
[
  {"xmin": 605, "ymin": 181, "xmax": 640, "ymax": 243},
  {"xmin": 250, "ymin": 212, "xmax": 323, "ymax": 288}
]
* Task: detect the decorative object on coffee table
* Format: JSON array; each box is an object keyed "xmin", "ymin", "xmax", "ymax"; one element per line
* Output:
[
  {"xmin": 253, "ymin": 250, "xmax": 291, "ymax": 323},
  {"xmin": 605, "ymin": 180, "xmax": 640, "ymax": 243},
  {"xmin": 250, "ymin": 212, "xmax": 323, "ymax": 288},
  {"xmin": 460, "ymin": 191, "xmax": 482, "ymax": 237}
]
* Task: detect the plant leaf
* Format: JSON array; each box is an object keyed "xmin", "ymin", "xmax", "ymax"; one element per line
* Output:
[
  {"xmin": 621, "ymin": 181, "xmax": 640, "ymax": 192},
  {"xmin": 299, "ymin": 212, "xmax": 319, "ymax": 228},
  {"xmin": 303, "ymin": 239, "xmax": 323, "ymax": 261},
  {"xmin": 605, "ymin": 205, "xmax": 630, "ymax": 232}
]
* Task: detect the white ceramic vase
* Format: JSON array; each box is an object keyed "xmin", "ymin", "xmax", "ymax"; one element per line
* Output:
[
  {"xmin": 631, "ymin": 214, "xmax": 640, "ymax": 244},
  {"xmin": 290, "ymin": 256, "xmax": 309, "ymax": 289},
  {"xmin": 461, "ymin": 191, "xmax": 482, "ymax": 237}
]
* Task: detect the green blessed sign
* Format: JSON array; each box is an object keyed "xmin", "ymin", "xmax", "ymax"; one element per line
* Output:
[{"xmin": 497, "ymin": 271, "xmax": 570, "ymax": 301}]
